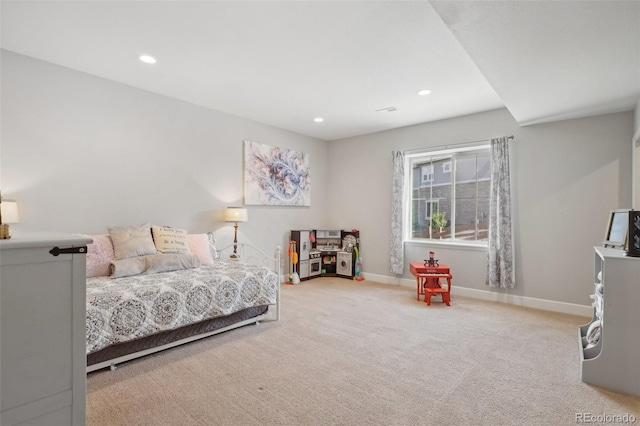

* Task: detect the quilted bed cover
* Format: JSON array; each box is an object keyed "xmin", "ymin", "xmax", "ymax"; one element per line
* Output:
[{"xmin": 86, "ymin": 259, "xmax": 278, "ymax": 354}]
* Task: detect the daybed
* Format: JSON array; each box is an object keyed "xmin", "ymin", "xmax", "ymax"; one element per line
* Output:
[{"xmin": 84, "ymin": 224, "xmax": 281, "ymax": 372}]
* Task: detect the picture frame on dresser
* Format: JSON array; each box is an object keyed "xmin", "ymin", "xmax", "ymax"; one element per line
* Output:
[
  {"xmin": 602, "ymin": 209, "xmax": 630, "ymax": 249},
  {"xmin": 627, "ymin": 210, "xmax": 640, "ymax": 257}
]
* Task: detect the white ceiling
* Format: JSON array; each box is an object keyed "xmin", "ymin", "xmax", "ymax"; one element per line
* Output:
[
  {"xmin": 431, "ymin": 1, "xmax": 640, "ymax": 127},
  {"xmin": 1, "ymin": 1, "xmax": 638, "ymax": 141}
]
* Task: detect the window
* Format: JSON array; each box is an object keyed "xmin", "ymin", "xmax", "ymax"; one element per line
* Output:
[
  {"xmin": 412, "ymin": 199, "xmax": 439, "ymax": 223},
  {"xmin": 407, "ymin": 145, "xmax": 490, "ymax": 244},
  {"xmin": 421, "ymin": 165, "xmax": 434, "ymax": 183}
]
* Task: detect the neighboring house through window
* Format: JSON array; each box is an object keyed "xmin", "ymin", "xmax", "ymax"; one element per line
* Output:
[
  {"xmin": 421, "ymin": 165, "xmax": 434, "ymax": 182},
  {"xmin": 407, "ymin": 144, "xmax": 491, "ymax": 244}
]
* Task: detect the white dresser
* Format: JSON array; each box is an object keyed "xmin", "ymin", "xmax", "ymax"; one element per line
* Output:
[
  {"xmin": 1, "ymin": 233, "xmax": 90, "ymax": 426},
  {"xmin": 578, "ymin": 246, "xmax": 640, "ymax": 396}
]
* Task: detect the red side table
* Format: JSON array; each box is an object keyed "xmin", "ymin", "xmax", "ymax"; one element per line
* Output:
[{"xmin": 409, "ymin": 262, "xmax": 452, "ymax": 305}]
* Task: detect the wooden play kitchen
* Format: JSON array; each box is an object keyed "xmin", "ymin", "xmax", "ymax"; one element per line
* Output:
[{"xmin": 289, "ymin": 229, "xmax": 360, "ymax": 281}]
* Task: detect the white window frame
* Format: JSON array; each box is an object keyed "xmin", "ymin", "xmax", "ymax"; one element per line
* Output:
[
  {"xmin": 442, "ymin": 161, "xmax": 451, "ymax": 173},
  {"xmin": 405, "ymin": 143, "xmax": 490, "ymax": 247}
]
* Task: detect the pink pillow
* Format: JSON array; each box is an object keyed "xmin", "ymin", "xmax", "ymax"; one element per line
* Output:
[
  {"xmin": 188, "ymin": 234, "xmax": 215, "ymax": 265},
  {"xmin": 86, "ymin": 234, "xmax": 115, "ymax": 278}
]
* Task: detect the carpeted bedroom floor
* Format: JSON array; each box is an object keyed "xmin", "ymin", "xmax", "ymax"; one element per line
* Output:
[{"xmin": 87, "ymin": 277, "xmax": 640, "ymax": 426}]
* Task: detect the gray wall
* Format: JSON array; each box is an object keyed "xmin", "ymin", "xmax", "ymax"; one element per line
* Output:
[
  {"xmin": 1, "ymin": 50, "xmax": 329, "ymax": 255},
  {"xmin": 327, "ymin": 108, "xmax": 633, "ymax": 306},
  {"xmin": 2, "ymin": 50, "xmax": 635, "ymax": 307}
]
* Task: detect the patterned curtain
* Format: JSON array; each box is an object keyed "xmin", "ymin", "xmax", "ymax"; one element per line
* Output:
[
  {"xmin": 390, "ymin": 151, "xmax": 405, "ymax": 274},
  {"xmin": 486, "ymin": 137, "xmax": 515, "ymax": 288}
]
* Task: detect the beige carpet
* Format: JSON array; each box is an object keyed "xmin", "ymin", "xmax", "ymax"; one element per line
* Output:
[{"xmin": 87, "ymin": 278, "xmax": 640, "ymax": 426}]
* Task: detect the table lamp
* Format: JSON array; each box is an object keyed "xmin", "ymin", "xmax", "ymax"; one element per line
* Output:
[
  {"xmin": 224, "ymin": 207, "xmax": 248, "ymax": 258},
  {"xmin": 0, "ymin": 194, "xmax": 19, "ymax": 240}
]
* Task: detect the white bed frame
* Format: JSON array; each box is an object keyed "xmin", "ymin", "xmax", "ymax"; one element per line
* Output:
[{"xmin": 87, "ymin": 243, "xmax": 281, "ymax": 373}]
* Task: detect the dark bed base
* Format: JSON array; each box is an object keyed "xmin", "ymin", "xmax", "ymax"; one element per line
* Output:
[{"xmin": 87, "ymin": 305, "xmax": 269, "ymax": 369}]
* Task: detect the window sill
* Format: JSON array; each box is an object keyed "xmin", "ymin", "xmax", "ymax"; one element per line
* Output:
[{"xmin": 405, "ymin": 239, "xmax": 487, "ymax": 252}]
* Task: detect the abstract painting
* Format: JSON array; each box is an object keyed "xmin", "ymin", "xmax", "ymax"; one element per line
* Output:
[{"xmin": 244, "ymin": 140, "xmax": 311, "ymax": 206}]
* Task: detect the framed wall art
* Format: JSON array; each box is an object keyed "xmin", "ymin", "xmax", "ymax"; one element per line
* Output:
[{"xmin": 244, "ymin": 140, "xmax": 311, "ymax": 206}]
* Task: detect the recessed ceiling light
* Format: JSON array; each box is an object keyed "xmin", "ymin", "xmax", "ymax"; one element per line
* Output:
[
  {"xmin": 314, "ymin": 117, "xmax": 324, "ymax": 123},
  {"xmin": 139, "ymin": 55, "xmax": 157, "ymax": 64},
  {"xmin": 417, "ymin": 89, "xmax": 432, "ymax": 96}
]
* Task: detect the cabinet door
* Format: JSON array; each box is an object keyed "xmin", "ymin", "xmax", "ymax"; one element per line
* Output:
[
  {"xmin": 299, "ymin": 231, "xmax": 310, "ymax": 261},
  {"xmin": 1, "ymin": 243, "xmax": 87, "ymax": 426},
  {"xmin": 1, "ymin": 248, "xmax": 74, "ymax": 413},
  {"xmin": 299, "ymin": 260, "xmax": 310, "ymax": 279}
]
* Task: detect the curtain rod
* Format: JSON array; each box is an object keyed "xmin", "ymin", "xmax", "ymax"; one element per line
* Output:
[{"xmin": 403, "ymin": 135, "xmax": 514, "ymax": 155}]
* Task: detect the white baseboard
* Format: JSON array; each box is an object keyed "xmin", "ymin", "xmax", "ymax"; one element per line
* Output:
[{"xmin": 362, "ymin": 272, "xmax": 593, "ymax": 317}]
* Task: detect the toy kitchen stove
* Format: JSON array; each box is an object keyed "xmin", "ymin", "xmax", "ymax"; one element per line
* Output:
[{"xmin": 308, "ymin": 249, "xmax": 322, "ymax": 278}]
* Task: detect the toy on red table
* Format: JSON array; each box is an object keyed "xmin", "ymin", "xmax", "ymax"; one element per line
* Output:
[{"xmin": 424, "ymin": 251, "xmax": 439, "ymax": 267}]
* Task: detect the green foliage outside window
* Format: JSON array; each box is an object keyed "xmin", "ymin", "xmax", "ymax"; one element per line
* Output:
[{"xmin": 431, "ymin": 211, "xmax": 447, "ymax": 230}]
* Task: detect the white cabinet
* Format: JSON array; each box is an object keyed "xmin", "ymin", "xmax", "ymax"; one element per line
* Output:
[
  {"xmin": 578, "ymin": 247, "xmax": 640, "ymax": 396},
  {"xmin": 1, "ymin": 233, "xmax": 90, "ymax": 426},
  {"xmin": 315, "ymin": 230, "xmax": 340, "ymax": 239}
]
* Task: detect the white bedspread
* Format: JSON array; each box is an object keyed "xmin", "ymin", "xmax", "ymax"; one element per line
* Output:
[{"xmin": 86, "ymin": 259, "xmax": 278, "ymax": 354}]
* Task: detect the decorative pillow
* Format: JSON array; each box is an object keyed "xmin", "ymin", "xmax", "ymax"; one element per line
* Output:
[
  {"xmin": 107, "ymin": 223, "xmax": 157, "ymax": 260},
  {"xmin": 85, "ymin": 234, "xmax": 115, "ymax": 278},
  {"xmin": 152, "ymin": 226, "xmax": 191, "ymax": 255},
  {"xmin": 188, "ymin": 234, "xmax": 215, "ymax": 265},
  {"xmin": 110, "ymin": 253, "xmax": 201, "ymax": 278}
]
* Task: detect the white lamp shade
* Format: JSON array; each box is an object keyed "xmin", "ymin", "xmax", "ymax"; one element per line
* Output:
[
  {"xmin": 225, "ymin": 207, "xmax": 248, "ymax": 222},
  {"xmin": 1, "ymin": 200, "xmax": 19, "ymax": 224}
]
